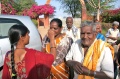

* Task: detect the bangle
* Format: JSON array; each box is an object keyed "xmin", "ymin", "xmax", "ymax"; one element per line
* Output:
[
  {"xmin": 50, "ymin": 47, "xmax": 56, "ymax": 49},
  {"xmin": 88, "ymin": 70, "xmax": 90, "ymax": 76},
  {"xmin": 94, "ymin": 71, "xmax": 96, "ymax": 77}
]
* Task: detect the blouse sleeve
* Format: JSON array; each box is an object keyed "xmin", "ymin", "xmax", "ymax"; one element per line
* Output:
[
  {"xmin": 35, "ymin": 51, "xmax": 54, "ymax": 78},
  {"xmin": 35, "ymin": 51, "xmax": 54, "ymax": 65},
  {"xmin": 2, "ymin": 55, "xmax": 11, "ymax": 79}
]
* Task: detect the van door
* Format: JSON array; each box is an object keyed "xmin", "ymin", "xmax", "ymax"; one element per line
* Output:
[
  {"xmin": 0, "ymin": 18, "xmax": 24, "ymax": 68},
  {"xmin": 0, "ymin": 47, "xmax": 3, "ymax": 66}
]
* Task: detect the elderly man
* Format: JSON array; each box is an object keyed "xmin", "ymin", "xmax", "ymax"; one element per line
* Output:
[
  {"xmin": 106, "ymin": 21, "xmax": 120, "ymax": 44},
  {"xmin": 62, "ymin": 17, "xmax": 80, "ymax": 42},
  {"xmin": 66, "ymin": 22, "xmax": 114, "ymax": 79},
  {"xmin": 95, "ymin": 22, "xmax": 105, "ymax": 41}
]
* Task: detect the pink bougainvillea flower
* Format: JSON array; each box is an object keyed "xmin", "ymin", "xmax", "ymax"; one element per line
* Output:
[{"xmin": 22, "ymin": 4, "xmax": 55, "ymax": 19}]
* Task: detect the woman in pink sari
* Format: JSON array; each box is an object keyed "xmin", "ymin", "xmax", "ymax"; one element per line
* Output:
[{"xmin": 2, "ymin": 25, "xmax": 56, "ymax": 79}]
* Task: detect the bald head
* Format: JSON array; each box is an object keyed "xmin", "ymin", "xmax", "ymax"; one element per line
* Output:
[{"xmin": 66, "ymin": 17, "xmax": 73, "ymax": 29}]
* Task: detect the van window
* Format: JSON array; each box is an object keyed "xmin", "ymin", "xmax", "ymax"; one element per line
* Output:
[{"xmin": 0, "ymin": 18, "xmax": 24, "ymax": 39}]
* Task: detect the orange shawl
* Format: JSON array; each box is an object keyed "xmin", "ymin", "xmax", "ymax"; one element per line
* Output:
[
  {"xmin": 46, "ymin": 36, "xmax": 69, "ymax": 79},
  {"xmin": 78, "ymin": 39, "xmax": 114, "ymax": 79}
]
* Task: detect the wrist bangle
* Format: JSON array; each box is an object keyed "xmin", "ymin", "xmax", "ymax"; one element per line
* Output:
[
  {"xmin": 50, "ymin": 47, "xmax": 56, "ymax": 49},
  {"xmin": 88, "ymin": 70, "xmax": 90, "ymax": 76},
  {"xmin": 94, "ymin": 71, "xmax": 96, "ymax": 77}
]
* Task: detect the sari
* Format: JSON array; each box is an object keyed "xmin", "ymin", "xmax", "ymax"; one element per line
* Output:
[
  {"xmin": 42, "ymin": 34, "xmax": 73, "ymax": 79},
  {"xmin": 2, "ymin": 48, "xmax": 54, "ymax": 79},
  {"xmin": 78, "ymin": 39, "xmax": 114, "ymax": 79}
]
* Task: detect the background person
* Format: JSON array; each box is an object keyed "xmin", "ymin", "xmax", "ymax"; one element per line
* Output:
[
  {"xmin": 95, "ymin": 22, "xmax": 105, "ymax": 41},
  {"xmin": 2, "ymin": 25, "xmax": 56, "ymax": 79},
  {"xmin": 62, "ymin": 17, "xmax": 80, "ymax": 42},
  {"xmin": 106, "ymin": 21, "xmax": 120, "ymax": 79},
  {"xmin": 106, "ymin": 21, "xmax": 120, "ymax": 44}
]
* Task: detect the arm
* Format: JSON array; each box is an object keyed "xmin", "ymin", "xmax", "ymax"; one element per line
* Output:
[
  {"xmin": 107, "ymin": 36, "xmax": 118, "ymax": 40},
  {"xmin": 66, "ymin": 42, "xmax": 83, "ymax": 78},
  {"xmin": 67, "ymin": 61, "xmax": 112, "ymax": 79},
  {"xmin": 83, "ymin": 47, "xmax": 113, "ymax": 79},
  {"xmin": 66, "ymin": 42, "xmax": 83, "ymax": 74},
  {"xmin": 48, "ymin": 29, "xmax": 56, "ymax": 59},
  {"xmin": 106, "ymin": 29, "xmax": 119, "ymax": 40},
  {"xmin": 106, "ymin": 29, "xmax": 110, "ymax": 38},
  {"xmin": 41, "ymin": 48, "xmax": 46, "ymax": 52},
  {"xmin": 68, "ymin": 47, "xmax": 114, "ymax": 79},
  {"xmin": 95, "ymin": 47, "xmax": 114, "ymax": 79}
]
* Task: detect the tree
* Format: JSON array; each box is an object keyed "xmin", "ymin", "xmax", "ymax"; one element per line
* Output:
[
  {"xmin": 11, "ymin": 0, "xmax": 37, "ymax": 14},
  {"xmin": 14, "ymin": 0, "xmax": 37, "ymax": 10},
  {"xmin": 1, "ymin": 0, "xmax": 37, "ymax": 15},
  {"xmin": 56, "ymin": 0, "xmax": 81, "ymax": 18},
  {"xmin": 86, "ymin": 0, "xmax": 116, "ymax": 21},
  {"xmin": 102, "ymin": 8, "xmax": 120, "ymax": 22},
  {"xmin": 55, "ymin": 0, "xmax": 88, "ymax": 20},
  {"xmin": 79, "ymin": 0, "xmax": 87, "ymax": 20}
]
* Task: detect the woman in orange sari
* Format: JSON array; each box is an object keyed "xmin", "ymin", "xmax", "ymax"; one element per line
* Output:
[{"xmin": 42, "ymin": 18, "xmax": 73, "ymax": 79}]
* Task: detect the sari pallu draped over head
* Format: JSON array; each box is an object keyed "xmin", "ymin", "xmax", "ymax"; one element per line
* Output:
[
  {"xmin": 44, "ymin": 35, "xmax": 73, "ymax": 79},
  {"xmin": 78, "ymin": 39, "xmax": 114, "ymax": 79}
]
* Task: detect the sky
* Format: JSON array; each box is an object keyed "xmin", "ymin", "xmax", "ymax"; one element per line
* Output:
[
  {"xmin": 35, "ymin": 0, "xmax": 120, "ymax": 18},
  {"xmin": 112, "ymin": 0, "xmax": 120, "ymax": 8}
]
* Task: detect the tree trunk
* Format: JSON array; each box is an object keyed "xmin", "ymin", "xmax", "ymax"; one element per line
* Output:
[
  {"xmin": 97, "ymin": 0, "xmax": 100, "ymax": 21},
  {"xmin": 97, "ymin": 8, "xmax": 100, "ymax": 21},
  {"xmin": 79, "ymin": 0, "xmax": 87, "ymax": 21}
]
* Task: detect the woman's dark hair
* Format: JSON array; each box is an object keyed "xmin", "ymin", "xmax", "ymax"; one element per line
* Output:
[
  {"xmin": 50, "ymin": 18, "xmax": 62, "ymax": 28},
  {"xmin": 8, "ymin": 24, "xmax": 29, "ymax": 79}
]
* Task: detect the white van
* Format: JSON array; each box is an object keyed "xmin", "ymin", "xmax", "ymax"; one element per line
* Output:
[{"xmin": 0, "ymin": 15, "xmax": 42, "ymax": 69}]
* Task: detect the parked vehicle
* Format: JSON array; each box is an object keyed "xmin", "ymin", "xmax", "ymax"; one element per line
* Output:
[{"xmin": 0, "ymin": 15, "xmax": 42, "ymax": 69}]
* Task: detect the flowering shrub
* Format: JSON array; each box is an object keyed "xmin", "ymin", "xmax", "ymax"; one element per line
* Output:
[
  {"xmin": 106, "ymin": 8, "xmax": 120, "ymax": 16},
  {"xmin": 1, "ymin": 3, "xmax": 17, "ymax": 15},
  {"xmin": 102, "ymin": 8, "xmax": 120, "ymax": 22},
  {"xmin": 22, "ymin": 4, "xmax": 55, "ymax": 19}
]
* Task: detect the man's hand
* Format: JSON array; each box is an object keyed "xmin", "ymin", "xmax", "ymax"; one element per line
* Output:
[
  {"xmin": 81, "ymin": 66, "xmax": 90, "ymax": 75},
  {"xmin": 66, "ymin": 60, "xmax": 91, "ymax": 75},
  {"xmin": 72, "ymin": 61, "xmax": 83, "ymax": 74}
]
